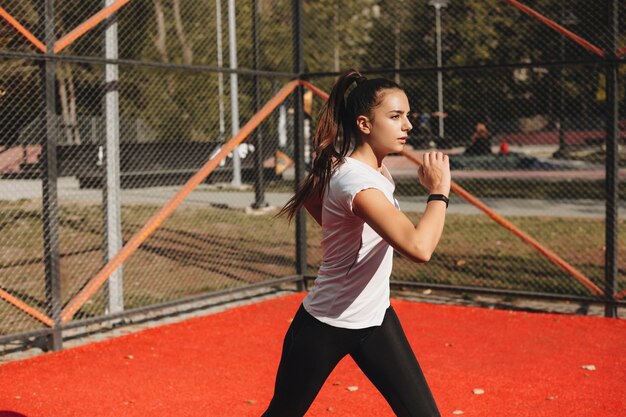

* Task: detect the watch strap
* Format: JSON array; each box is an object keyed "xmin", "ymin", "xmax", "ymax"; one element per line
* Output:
[{"xmin": 427, "ymin": 193, "xmax": 449, "ymax": 208}]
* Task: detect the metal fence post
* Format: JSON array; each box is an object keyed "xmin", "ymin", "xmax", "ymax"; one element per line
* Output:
[
  {"xmin": 228, "ymin": 0, "xmax": 242, "ymax": 187},
  {"xmin": 42, "ymin": 0, "xmax": 62, "ymax": 350},
  {"xmin": 104, "ymin": 0, "xmax": 124, "ymax": 314},
  {"xmin": 293, "ymin": 0, "xmax": 306, "ymax": 291},
  {"xmin": 251, "ymin": 0, "xmax": 267, "ymax": 209},
  {"xmin": 604, "ymin": 0, "xmax": 619, "ymax": 318}
]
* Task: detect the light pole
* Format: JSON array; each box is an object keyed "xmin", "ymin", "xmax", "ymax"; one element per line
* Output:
[{"xmin": 429, "ymin": 0, "xmax": 448, "ymax": 140}]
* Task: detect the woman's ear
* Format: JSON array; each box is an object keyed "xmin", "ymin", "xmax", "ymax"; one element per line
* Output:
[{"xmin": 356, "ymin": 115, "xmax": 371, "ymax": 135}]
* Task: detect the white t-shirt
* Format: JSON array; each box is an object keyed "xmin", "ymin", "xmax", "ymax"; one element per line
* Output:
[{"xmin": 303, "ymin": 156, "xmax": 399, "ymax": 329}]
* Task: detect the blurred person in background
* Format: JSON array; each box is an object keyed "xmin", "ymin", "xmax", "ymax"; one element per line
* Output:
[{"xmin": 464, "ymin": 122, "xmax": 492, "ymax": 155}]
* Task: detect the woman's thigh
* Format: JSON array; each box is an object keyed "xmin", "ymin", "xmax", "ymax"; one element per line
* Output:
[
  {"xmin": 263, "ymin": 305, "xmax": 357, "ymax": 417},
  {"xmin": 350, "ymin": 307, "xmax": 441, "ymax": 417}
]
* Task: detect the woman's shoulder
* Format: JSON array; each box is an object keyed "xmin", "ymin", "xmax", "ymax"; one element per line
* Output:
[
  {"xmin": 331, "ymin": 158, "xmax": 392, "ymax": 192},
  {"xmin": 334, "ymin": 157, "xmax": 374, "ymax": 180}
]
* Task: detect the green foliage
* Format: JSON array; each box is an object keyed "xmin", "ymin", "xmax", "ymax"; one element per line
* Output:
[{"xmin": 0, "ymin": 0, "xmax": 625, "ymax": 146}]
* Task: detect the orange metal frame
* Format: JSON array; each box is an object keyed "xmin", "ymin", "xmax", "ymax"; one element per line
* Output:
[
  {"xmin": 503, "ymin": 3, "xmax": 622, "ymax": 300},
  {"xmin": 0, "ymin": 78, "xmax": 619, "ymax": 326},
  {"xmin": 0, "ymin": 288, "xmax": 53, "ymax": 326},
  {"xmin": 54, "ymin": 0, "xmax": 132, "ymax": 53},
  {"xmin": 0, "ymin": 0, "xmax": 623, "ymax": 324},
  {"xmin": 400, "ymin": 151, "xmax": 604, "ymax": 297},
  {"xmin": 506, "ymin": 0, "xmax": 605, "ymax": 58},
  {"xmin": 0, "ymin": 80, "xmax": 298, "ymax": 325},
  {"xmin": 59, "ymin": 80, "xmax": 300, "ymax": 323},
  {"xmin": 0, "ymin": 5, "xmax": 46, "ymax": 52},
  {"xmin": 0, "ymin": 0, "xmax": 133, "ymax": 53}
]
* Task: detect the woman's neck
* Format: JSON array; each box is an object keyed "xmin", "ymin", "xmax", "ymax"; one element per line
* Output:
[{"xmin": 349, "ymin": 144, "xmax": 384, "ymax": 171}]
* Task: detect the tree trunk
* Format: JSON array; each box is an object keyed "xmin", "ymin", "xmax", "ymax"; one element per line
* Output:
[
  {"xmin": 57, "ymin": 64, "xmax": 72, "ymax": 145},
  {"xmin": 66, "ymin": 66, "xmax": 81, "ymax": 144},
  {"xmin": 152, "ymin": 0, "xmax": 176, "ymax": 96},
  {"xmin": 172, "ymin": 0, "xmax": 193, "ymax": 65},
  {"xmin": 152, "ymin": 0, "xmax": 169, "ymax": 63},
  {"xmin": 171, "ymin": 0, "xmax": 198, "ymax": 138}
]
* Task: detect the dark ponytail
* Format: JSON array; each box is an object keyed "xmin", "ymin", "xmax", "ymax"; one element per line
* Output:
[{"xmin": 279, "ymin": 69, "xmax": 402, "ymax": 221}]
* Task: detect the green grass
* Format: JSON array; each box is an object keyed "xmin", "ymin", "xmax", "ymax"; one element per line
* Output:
[
  {"xmin": 391, "ymin": 215, "xmax": 622, "ymax": 297},
  {"xmin": 1, "ymin": 202, "xmax": 624, "ymax": 334}
]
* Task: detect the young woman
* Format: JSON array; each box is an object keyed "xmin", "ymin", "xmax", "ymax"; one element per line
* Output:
[{"xmin": 263, "ymin": 69, "xmax": 450, "ymax": 417}]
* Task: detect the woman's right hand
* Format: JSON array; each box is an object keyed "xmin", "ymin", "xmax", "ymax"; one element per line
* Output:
[{"xmin": 417, "ymin": 151, "xmax": 451, "ymax": 196}]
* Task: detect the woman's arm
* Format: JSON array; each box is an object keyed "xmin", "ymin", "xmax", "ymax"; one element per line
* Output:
[
  {"xmin": 353, "ymin": 152, "xmax": 450, "ymax": 263},
  {"xmin": 353, "ymin": 190, "xmax": 446, "ymax": 263}
]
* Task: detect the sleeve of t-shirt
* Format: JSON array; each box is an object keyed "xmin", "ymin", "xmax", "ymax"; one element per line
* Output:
[{"xmin": 336, "ymin": 167, "xmax": 385, "ymax": 215}]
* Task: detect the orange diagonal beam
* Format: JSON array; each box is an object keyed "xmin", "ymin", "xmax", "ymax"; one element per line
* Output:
[
  {"xmin": 506, "ymin": 0, "xmax": 605, "ymax": 58},
  {"xmin": 615, "ymin": 288, "xmax": 626, "ymax": 300},
  {"xmin": 403, "ymin": 151, "xmax": 605, "ymax": 297},
  {"xmin": 0, "ymin": 288, "xmax": 54, "ymax": 327},
  {"xmin": 60, "ymin": 79, "xmax": 300, "ymax": 323},
  {"xmin": 616, "ymin": 45, "xmax": 626, "ymax": 58},
  {"xmin": 300, "ymin": 81, "xmax": 328, "ymax": 102},
  {"xmin": 54, "ymin": 0, "xmax": 132, "ymax": 53},
  {"xmin": 0, "ymin": 5, "xmax": 46, "ymax": 52},
  {"xmin": 302, "ymin": 80, "xmax": 605, "ymax": 298}
]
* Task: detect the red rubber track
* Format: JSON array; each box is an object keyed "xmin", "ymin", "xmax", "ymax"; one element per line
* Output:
[{"xmin": 1, "ymin": 294, "xmax": 625, "ymax": 416}]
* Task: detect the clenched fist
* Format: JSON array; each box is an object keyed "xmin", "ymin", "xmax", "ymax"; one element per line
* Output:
[{"xmin": 417, "ymin": 152, "xmax": 451, "ymax": 197}]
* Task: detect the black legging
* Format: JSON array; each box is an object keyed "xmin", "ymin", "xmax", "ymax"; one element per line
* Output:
[{"xmin": 262, "ymin": 304, "xmax": 441, "ymax": 417}]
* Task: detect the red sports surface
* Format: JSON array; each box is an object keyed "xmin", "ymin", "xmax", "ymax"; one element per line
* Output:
[{"xmin": 1, "ymin": 293, "xmax": 625, "ymax": 416}]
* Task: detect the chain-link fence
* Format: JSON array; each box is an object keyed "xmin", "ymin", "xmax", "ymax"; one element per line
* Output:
[{"xmin": 1, "ymin": 0, "xmax": 624, "ymax": 352}]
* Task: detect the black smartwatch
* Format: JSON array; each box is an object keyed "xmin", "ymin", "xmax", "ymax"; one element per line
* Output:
[{"xmin": 427, "ymin": 194, "xmax": 449, "ymax": 208}]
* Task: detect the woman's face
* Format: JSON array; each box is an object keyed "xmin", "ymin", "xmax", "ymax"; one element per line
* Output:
[{"xmin": 359, "ymin": 89, "xmax": 413, "ymax": 156}]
